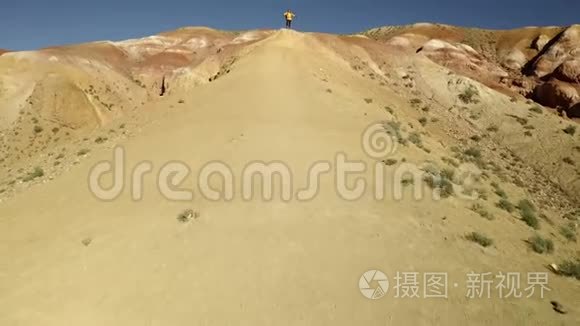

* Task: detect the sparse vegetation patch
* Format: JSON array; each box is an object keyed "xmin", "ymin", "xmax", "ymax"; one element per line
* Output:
[
  {"xmin": 528, "ymin": 235, "xmax": 554, "ymax": 254},
  {"xmin": 22, "ymin": 167, "xmax": 44, "ymax": 182},
  {"xmin": 560, "ymin": 223, "xmax": 577, "ymax": 242},
  {"xmin": 559, "ymin": 259, "xmax": 580, "ymax": 280},
  {"xmin": 458, "ymin": 85, "xmax": 480, "ymax": 104},
  {"xmin": 471, "ymin": 203, "xmax": 494, "ymax": 220},
  {"xmin": 77, "ymin": 149, "xmax": 90, "ymax": 156},
  {"xmin": 385, "ymin": 121, "xmax": 407, "ymax": 145},
  {"xmin": 563, "ymin": 125, "xmax": 576, "ymax": 136},
  {"xmin": 518, "ymin": 199, "xmax": 539, "ymax": 229},
  {"xmin": 383, "ymin": 159, "xmax": 398, "ymax": 166},
  {"xmin": 496, "ymin": 198, "xmax": 515, "ymax": 213},
  {"xmin": 466, "ymin": 232, "xmax": 493, "ymax": 247}
]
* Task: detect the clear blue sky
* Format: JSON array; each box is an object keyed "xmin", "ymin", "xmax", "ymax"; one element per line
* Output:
[{"xmin": 2, "ymin": 0, "xmax": 578, "ymax": 50}]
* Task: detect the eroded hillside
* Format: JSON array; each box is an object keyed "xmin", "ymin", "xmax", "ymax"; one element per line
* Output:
[
  {"xmin": 0, "ymin": 28, "xmax": 273, "ymax": 198},
  {"xmin": 364, "ymin": 23, "xmax": 580, "ymax": 117},
  {"xmin": 0, "ymin": 27, "xmax": 579, "ymax": 325}
]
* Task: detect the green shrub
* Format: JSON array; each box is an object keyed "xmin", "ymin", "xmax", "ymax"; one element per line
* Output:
[
  {"xmin": 497, "ymin": 198, "xmax": 515, "ymax": 213},
  {"xmin": 529, "ymin": 235, "xmax": 554, "ymax": 254},
  {"xmin": 383, "ymin": 159, "xmax": 398, "ymax": 166},
  {"xmin": 470, "ymin": 135, "xmax": 482, "ymax": 141},
  {"xmin": 424, "ymin": 174, "xmax": 454, "ymax": 198},
  {"xmin": 441, "ymin": 168, "xmax": 455, "ymax": 181},
  {"xmin": 521, "ymin": 210, "xmax": 539, "ymax": 228},
  {"xmin": 177, "ymin": 209, "xmax": 195, "ymax": 223},
  {"xmin": 401, "ymin": 176, "xmax": 414, "ymax": 186},
  {"xmin": 471, "ymin": 203, "xmax": 494, "ymax": 220},
  {"xmin": 22, "ymin": 167, "xmax": 44, "ymax": 182},
  {"xmin": 559, "ymin": 259, "xmax": 580, "ymax": 280},
  {"xmin": 560, "ymin": 223, "xmax": 577, "ymax": 242},
  {"xmin": 418, "ymin": 117, "xmax": 428, "ymax": 126},
  {"xmin": 517, "ymin": 199, "xmax": 535, "ymax": 212},
  {"xmin": 385, "ymin": 121, "xmax": 407, "ymax": 145},
  {"xmin": 77, "ymin": 149, "xmax": 90, "ymax": 156},
  {"xmin": 410, "ymin": 98, "xmax": 422, "ymax": 106},
  {"xmin": 438, "ymin": 178, "xmax": 454, "ymax": 198},
  {"xmin": 494, "ymin": 188, "xmax": 507, "ymax": 198},
  {"xmin": 408, "ymin": 132, "xmax": 422, "ymax": 146},
  {"xmin": 563, "ymin": 125, "xmax": 576, "ymax": 136},
  {"xmin": 466, "ymin": 232, "xmax": 493, "ymax": 247},
  {"xmin": 458, "ymin": 86, "xmax": 480, "ymax": 104},
  {"xmin": 518, "ymin": 199, "xmax": 539, "ymax": 229},
  {"xmin": 514, "ymin": 116, "xmax": 528, "ymax": 126},
  {"xmin": 464, "ymin": 147, "xmax": 482, "ymax": 159},
  {"xmin": 94, "ymin": 137, "xmax": 107, "ymax": 144},
  {"xmin": 469, "ymin": 112, "xmax": 481, "ymax": 120}
]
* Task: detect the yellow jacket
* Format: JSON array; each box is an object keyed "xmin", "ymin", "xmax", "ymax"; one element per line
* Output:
[{"xmin": 284, "ymin": 12, "xmax": 295, "ymax": 21}]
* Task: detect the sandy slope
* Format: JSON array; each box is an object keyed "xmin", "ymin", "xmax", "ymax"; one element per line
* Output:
[{"xmin": 0, "ymin": 30, "xmax": 579, "ymax": 325}]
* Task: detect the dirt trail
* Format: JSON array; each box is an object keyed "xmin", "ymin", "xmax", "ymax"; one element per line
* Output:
[{"xmin": 0, "ymin": 30, "xmax": 578, "ymax": 325}]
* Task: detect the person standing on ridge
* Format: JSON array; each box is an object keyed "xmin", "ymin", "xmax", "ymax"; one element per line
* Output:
[{"xmin": 283, "ymin": 9, "xmax": 296, "ymax": 29}]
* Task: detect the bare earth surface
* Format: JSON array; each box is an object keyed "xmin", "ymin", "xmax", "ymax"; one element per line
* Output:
[{"xmin": 0, "ymin": 29, "xmax": 579, "ymax": 325}]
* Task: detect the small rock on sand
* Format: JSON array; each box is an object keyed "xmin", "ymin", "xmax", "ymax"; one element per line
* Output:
[{"xmin": 551, "ymin": 301, "xmax": 567, "ymax": 314}]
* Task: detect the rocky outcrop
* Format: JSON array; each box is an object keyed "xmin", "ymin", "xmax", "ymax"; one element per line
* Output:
[
  {"xmin": 534, "ymin": 79, "xmax": 579, "ymax": 109},
  {"xmin": 568, "ymin": 102, "xmax": 580, "ymax": 118},
  {"xmin": 366, "ymin": 24, "xmax": 580, "ymax": 115},
  {"xmin": 502, "ymin": 49, "xmax": 528, "ymax": 70},
  {"xmin": 418, "ymin": 39, "xmax": 508, "ymax": 84},
  {"xmin": 507, "ymin": 77, "xmax": 536, "ymax": 98},
  {"xmin": 0, "ymin": 27, "xmax": 273, "ymax": 130},
  {"xmin": 30, "ymin": 75, "xmax": 104, "ymax": 128},
  {"xmin": 553, "ymin": 59, "xmax": 580, "ymax": 83},
  {"xmin": 527, "ymin": 26, "xmax": 580, "ymax": 111},
  {"xmin": 526, "ymin": 25, "xmax": 580, "ymax": 78},
  {"xmin": 532, "ymin": 35, "xmax": 550, "ymax": 51}
]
